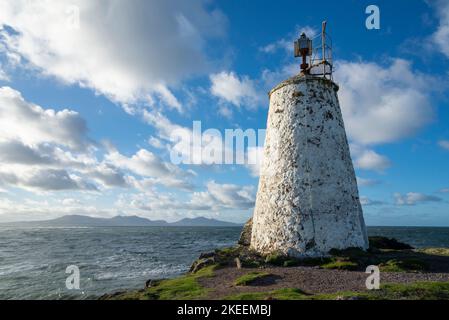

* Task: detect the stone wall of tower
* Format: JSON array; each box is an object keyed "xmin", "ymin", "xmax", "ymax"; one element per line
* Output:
[{"xmin": 250, "ymin": 74, "xmax": 368, "ymax": 258}]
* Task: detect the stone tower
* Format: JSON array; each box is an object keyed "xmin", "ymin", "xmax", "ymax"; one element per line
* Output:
[{"xmin": 250, "ymin": 72, "xmax": 368, "ymax": 258}]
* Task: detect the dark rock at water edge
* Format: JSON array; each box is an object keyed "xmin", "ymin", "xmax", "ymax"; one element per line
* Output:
[
  {"xmin": 369, "ymin": 236, "xmax": 414, "ymax": 250},
  {"xmin": 238, "ymin": 218, "xmax": 252, "ymax": 247}
]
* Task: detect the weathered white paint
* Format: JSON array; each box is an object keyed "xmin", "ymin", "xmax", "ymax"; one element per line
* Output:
[{"xmin": 250, "ymin": 74, "xmax": 368, "ymax": 257}]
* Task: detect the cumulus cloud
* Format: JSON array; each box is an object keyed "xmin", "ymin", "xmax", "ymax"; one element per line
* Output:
[
  {"xmin": 0, "ymin": 63, "xmax": 9, "ymax": 81},
  {"xmin": 394, "ymin": 192, "xmax": 442, "ymax": 206},
  {"xmin": 189, "ymin": 181, "xmax": 255, "ymax": 210},
  {"xmin": 105, "ymin": 148, "xmax": 195, "ymax": 191},
  {"xmin": 144, "ymin": 110, "xmax": 263, "ymax": 172},
  {"xmin": 0, "ymin": 140, "xmax": 54, "ymax": 165},
  {"xmin": 259, "ymin": 25, "xmax": 317, "ymax": 54},
  {"xmin": 350, "ymin": 144, "xmax": 391, "ymax": 172},
  {"xmin": 246, "ymin": 146, "xmax": 264, "ymax": 177},
  {"xmin": 126, "ymin": 180, "xmax": 255, "ymax": 213},
  {"xmin": 0, "ymin": 86, "xmax": 197, "ymax": 193},
  {"xmin": 210, "ymin": 71, "xmax": 260, "ymax": 108},
  {"xmin": 431, "ymin": 0, "xmax": 449, "ymax": 58},
  {"xmin": 360, "ymin": 196, "xmax": 385, "ymax": 206},
  {"xmin": 336, "ymin": 59, "xmax": 434, "ymax": 145},
  {"xmin": 0, "ymin": 87, "xmax": 90, "ymax": 150},
  {"xmin": 438, "ymin": 140, "xmax": 449, "ymax": 151},
  {"xmin": 357, "ymin": 177, "xmax": 381, "ymax": 187},
  {"xmin": 0, "ymin": 169, "xmax": 97, "ymax": 192},
  {"xmin": 0, "ymin": 86, "xmax": 103, "ymax": 191},
  {"xmin": 0, "ymin": 0, "xmax": 226, "ymax": 110},
  {"xmin": 86, "ymin": 163, "xmax": 128, "ymax": 188}
]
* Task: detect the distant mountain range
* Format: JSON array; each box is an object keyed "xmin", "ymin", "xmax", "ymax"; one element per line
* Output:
[{"xmin": 0, "ymin": 215, "xmax": 241, "ymax": 227}]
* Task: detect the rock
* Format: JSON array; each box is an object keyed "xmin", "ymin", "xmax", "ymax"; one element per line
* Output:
[
  {"xmin": 199, "ymin": 251, "xmax": 215, "ymax": 259},
  {"xmin": 335, "ymin": 296, "xmax": 362, "ymax": 300},
  {"xmin": 238, "ymin": 218, "xmax": 253, "ymax": 247},
  {"xmin": 369, "ymin": 236, "xmax": 414, "ymax": 250},
  {"xmin": 145, "ymin": 279, "xmax": 163, "ymax": 289},
  {"xmin": 189, "ymin": 257, "xmax": 215, "ymax": 273},
  {"xmin": 235, "ymin": 257, "xmax": 242, "ymax": 269}
]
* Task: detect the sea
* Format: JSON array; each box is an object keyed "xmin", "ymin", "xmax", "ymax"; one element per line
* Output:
[{"xmin": 0, "ymin": 226, "xmax": 448, "ymax": 300}]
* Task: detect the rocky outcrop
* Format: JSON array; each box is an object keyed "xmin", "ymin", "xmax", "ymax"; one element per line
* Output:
[{"xmin": 238, "ymin": 218, "xmax": 252, "ymax": 247}]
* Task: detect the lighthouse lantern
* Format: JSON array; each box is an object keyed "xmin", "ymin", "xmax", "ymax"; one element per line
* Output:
[{"xmin": 294, "ymin": 33, "xmax": 312, "ymax": 72}]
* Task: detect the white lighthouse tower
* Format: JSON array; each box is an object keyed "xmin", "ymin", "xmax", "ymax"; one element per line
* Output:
[{"xmin": 250, "ymin": 23, "xmax": 368, "ymax": 257}]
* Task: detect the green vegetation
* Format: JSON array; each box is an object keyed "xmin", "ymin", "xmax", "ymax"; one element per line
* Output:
[
  {"xmin": 226, "ymin": 288, "xmax": 309, "ymax": 300},
  {"xmin": 379, "ymin": 259, "xmax": 428, "ymax": 272},
  {"xmin": 103, "ymin": 265, "xmax": 216, "ymax": 300},
  {"xmin": 225, "ymin": 282, "xmax": 449, "ymax": 300},
  {"xmin": 264, "ymin": 253, "xmax": 288, "ymax": 266},
  {"xmin": 202, "ymin": 240, "xmax": 442, "ymax": 273},
  {"xmin": 418, "ymin": 248, "xmax": 449, "ymax": 256},
  {"xmin": 320, "ymin": 259, "xmax": 359, "ymax": 271},
  {"xmin": 234, "ymin": 272, "xmax": 272, "ymax": 286},
  {"xmin": 102, "ymin": 237, "xmax": 449, "ymax": 300}
]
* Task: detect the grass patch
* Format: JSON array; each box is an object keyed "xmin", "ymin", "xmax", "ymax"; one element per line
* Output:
[
  {"xmin": 372, "ymin": 282, "xmax": 449, "ymax": 300},
  {"xmin": 321, "ymin": 259, "xmax": 359, "ymax": 271},
  {"xmin": 264, "ymin": 253, "xmax": 288, "ymax": 266},
  {"xmin": 234, "ymin": 272, "xmax": 272, "ymax": 286},
  {"xmin": 225, "ymin": 282, "xmax": 449, "ymax": 300},
  {"xmin": 418, "ymin": 248, "xmax": 449, "ymax": 256},
  {"xmin": 225, "ymin": 288, "xmax": 309, "ymax": 300},
  {"xmin": 379, "ymin": 259, "xmax": 429, "ymax": 272},
  {"xmin": 104, "ymin": 265, "xmax": 216, "ymax": 300}
]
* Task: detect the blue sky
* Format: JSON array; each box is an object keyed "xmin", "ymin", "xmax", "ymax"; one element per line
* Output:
[{"xmin": 0, "ymin": 0, "xmax": 448, "ymax": 226}]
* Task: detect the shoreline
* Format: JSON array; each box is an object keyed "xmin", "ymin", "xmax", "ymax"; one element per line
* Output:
[{"xmin": 101, "ymin": 237, "xmax": 449, "ymax": 300}]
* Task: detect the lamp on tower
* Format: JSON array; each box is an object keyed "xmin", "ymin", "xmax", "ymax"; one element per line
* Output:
[{"xmin": 294, "ymin": 32, "xmax": 312, "ymax": 73}]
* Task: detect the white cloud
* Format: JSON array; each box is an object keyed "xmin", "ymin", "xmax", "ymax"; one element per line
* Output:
[
  {"xmin": 148, "ymin": 136, "xmax": 165, "ymax": 149},
  {"xmin": 394, "ymin": 192, "xmax": 442, "ymax": 206},
  {"xmin": 0, "ymin": 86, "xmax": 196, "ymax": 193},
  {"xmin": 357, "ymin": 177, "xmax": 381, "ymax": 187},
  {"xmin": 438, "ymin": 140, "xmax": 449, "ymax": 151},
  {"xmin": 261, "ymin": 63, "xmax": 298, "ymax": 89},
  {"xmin": 189, "ymin": 181, "xmax": 255, "ymax": 210},
  {"xmin": 0, "ymin": 168, "xmax": 97, "ymax": 192},
  {"xmin": 144, "ymin": 111, "xmax": 263, "ymax": 173},
  {"xmin": 210, "ymin": 71, "xmax": 260, "ymax": 108},
  {"xmin": 0, "ymin": 0, "xmax": 226, "ymax": 110},
  {"xmin": 336, "ymin": 59, "xmax": 434, "ymax": 145},
  {"xmin": 360, "ymin": 196, "xmax": 385, "ymax": 206},
  {"xmin": 105, "ymin": 148, "xmax": 195, "ymax": 191},
  {"xmin": 0, "ymin": 86, "xmax": 90, "ymax": 150},
  {"xmin": 246, "ymin": 146, "xmax": 264, "ymax": 177},
  {"xmin": 350, "ymin": 144, "xmax": 391, "ymax": 172},
  {"xmin": 115, "ymin": 181, "xmax": 255, "ymax": 221},
  {"xmin": 87, "ymin": 163, "xmax": 128, "ymax": 188},
  {"xmin": 432, "ymin": 0, "xmax": 449, "ymax": 58},
  {"xmin": 144, "ymin": 111, "xmax": 227, "ymax": 165},
  {"xmin": 259, "ymin": 25, "xmax": 317, "ymax": 54},
  {"xmin": 0, "ymin": 63, "xmax": 9, "ymax": 81}
]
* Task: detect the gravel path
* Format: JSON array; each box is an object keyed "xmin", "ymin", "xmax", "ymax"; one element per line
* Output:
[{"xmin": 199, "ymin": 266, "xmax": 449, "ymax": 299}]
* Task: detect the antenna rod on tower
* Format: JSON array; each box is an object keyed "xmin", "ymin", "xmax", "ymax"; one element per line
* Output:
[{"xmin": 322, "ymin": 21, "xmax": 327, "ymax": 64}]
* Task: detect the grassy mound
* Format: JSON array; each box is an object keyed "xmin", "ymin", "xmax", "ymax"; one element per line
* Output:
[
  {"xmin": 188, "ymin": 238, "xmax": 448, "ymax": 273},
  {"xmin": 101, "ymin": 265, "xmax": 216, "ymax": 300},
  {"xmin": 234, "ymin": 272, "xmax": 272, "ymax": 286},
  {"xmin": 225, "ymin": 282, "xmax": 449, "ymax": 300}
]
